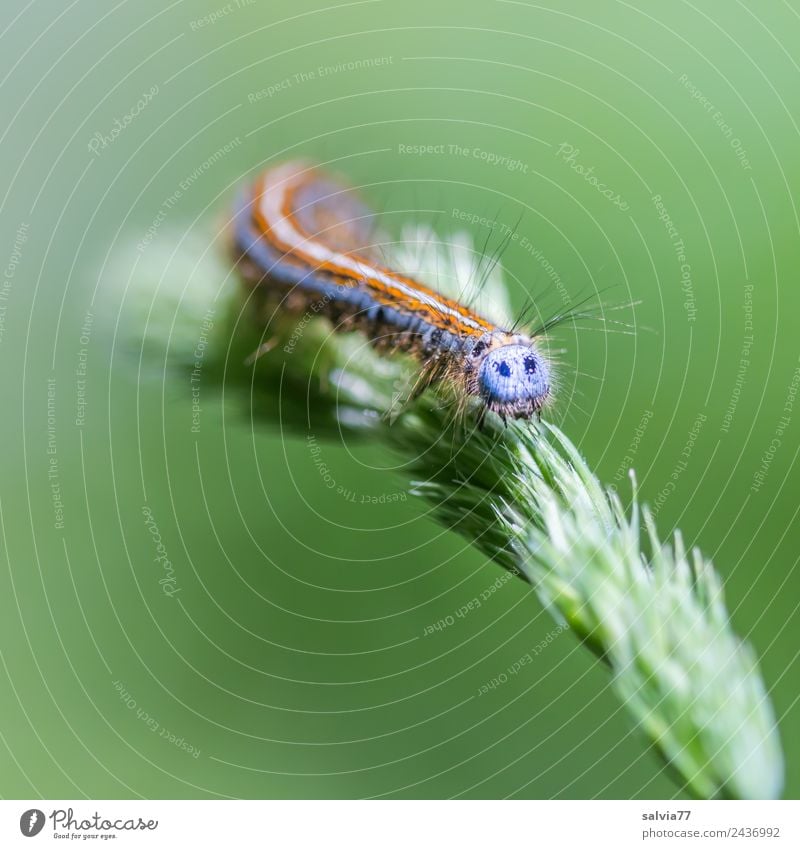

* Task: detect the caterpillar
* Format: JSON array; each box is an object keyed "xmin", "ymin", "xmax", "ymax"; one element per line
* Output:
[{"xmin": 231, "ymin": 160, "xmax": 551, "ymax": 421}]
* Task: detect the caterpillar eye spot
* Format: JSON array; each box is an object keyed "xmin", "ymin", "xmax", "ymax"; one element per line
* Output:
[
  {"xmin": 496, "ymin": 361, "xmax": 512, "ymax": 378},
  {"xmin": 524, "ymin": 355, "xmax": 537, "ymax": 374}
]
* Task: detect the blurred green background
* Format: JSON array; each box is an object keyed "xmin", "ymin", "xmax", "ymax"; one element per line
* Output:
[{"xmin": 1, "ymin": 0, "xmax": 798, "ymax": 799}]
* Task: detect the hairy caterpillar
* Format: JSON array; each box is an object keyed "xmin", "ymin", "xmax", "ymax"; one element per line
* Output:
[{"xmin": 231, "ymin": 160, "xmax": 551, "ymax": 421}]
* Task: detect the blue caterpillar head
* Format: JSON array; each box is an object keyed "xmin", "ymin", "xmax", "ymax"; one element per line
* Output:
[{"xmin": 476, "ymin": 343, "xmax": 550, "ymax": 418}]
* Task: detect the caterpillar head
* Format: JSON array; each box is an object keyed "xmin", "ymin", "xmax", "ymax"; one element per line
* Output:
[{"xmin": 473, "ymin": 338, "xmax": 550, "ymax": 420}]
